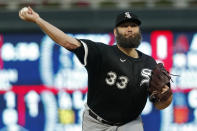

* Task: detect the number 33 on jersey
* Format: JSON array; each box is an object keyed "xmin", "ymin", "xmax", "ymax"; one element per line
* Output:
[{"xmin": 105, "ymin": 69, "xmax": 152, "ymax": 89}]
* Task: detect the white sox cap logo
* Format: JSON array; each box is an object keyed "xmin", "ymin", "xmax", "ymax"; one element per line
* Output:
[{"xmin": 125, "ymin": 12, "xmax": 132, "ymax": 19}]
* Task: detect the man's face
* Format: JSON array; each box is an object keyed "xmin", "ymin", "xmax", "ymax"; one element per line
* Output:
[{"xmin": 114, "ymin": 22, "xmax": 142, "ymax": 48}]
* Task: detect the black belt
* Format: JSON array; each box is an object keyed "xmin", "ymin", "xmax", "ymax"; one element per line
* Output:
[{"xmin": 88, "ymin": 110, "xmax": 123, "ymax": 126}]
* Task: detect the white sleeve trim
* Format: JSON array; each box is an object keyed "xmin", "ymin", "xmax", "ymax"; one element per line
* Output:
[{"xmin": 80, "ymin": 40, "xmax": 88, "ymax": 66}]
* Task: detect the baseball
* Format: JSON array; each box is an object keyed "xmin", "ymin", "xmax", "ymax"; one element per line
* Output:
[{"xmin": 21, "ymin": 7, "xmax": 28, "ymax": 13}]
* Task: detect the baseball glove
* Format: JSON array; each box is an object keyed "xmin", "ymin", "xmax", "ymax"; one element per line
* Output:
[{"xmin": 148, "ymin": 63, "xmax": 172, "ymax": 103}]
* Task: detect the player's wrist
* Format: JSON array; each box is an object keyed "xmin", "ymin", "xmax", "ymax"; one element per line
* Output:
[{"xmin": 34, "ymin": 17, "xmax": 42, "ymax": 24}]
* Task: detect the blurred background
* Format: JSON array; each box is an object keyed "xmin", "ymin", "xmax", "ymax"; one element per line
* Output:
[{"xmin": 1, "ymin": 0, "xmax": 197, "ymax": 131}]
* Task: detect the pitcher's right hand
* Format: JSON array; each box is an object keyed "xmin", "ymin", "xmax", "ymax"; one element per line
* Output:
[{"xmin": 19, "ymin": 7, "xmax": 40, "ymax": 23}]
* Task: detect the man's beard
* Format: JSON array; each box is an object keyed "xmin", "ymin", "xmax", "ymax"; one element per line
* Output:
[{"xmin": 115, "ymin": 29, "xmax": 142, "ymax": 48}]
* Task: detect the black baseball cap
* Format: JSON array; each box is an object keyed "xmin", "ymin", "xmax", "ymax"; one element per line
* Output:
[{"xmin": 115, "ymin": 11, "xmax": 141, "ymax": 27}]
